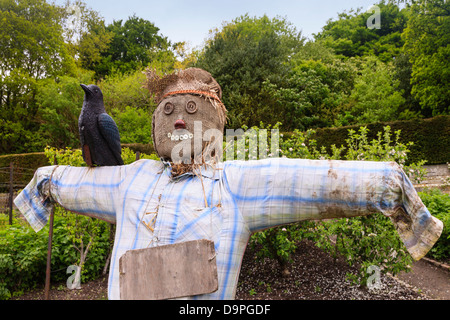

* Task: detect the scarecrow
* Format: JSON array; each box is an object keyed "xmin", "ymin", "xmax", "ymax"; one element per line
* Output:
[{"xmin": 14, "ymin": 68, "xmax": 443, "ymax": 300}]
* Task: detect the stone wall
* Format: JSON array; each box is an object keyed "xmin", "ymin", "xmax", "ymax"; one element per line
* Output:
[{"xmin": 414, "ymin": 163, "xmax": 450, "ymax": 194}]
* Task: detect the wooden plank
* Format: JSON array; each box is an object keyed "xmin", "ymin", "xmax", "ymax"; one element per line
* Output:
[{"xmin": 119, "ymin": 239, "xmax": 218, "ymax": 300}]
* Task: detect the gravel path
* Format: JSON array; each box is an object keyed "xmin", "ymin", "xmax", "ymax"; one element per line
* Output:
[{"xmin": 396, "ymin": 259, "xmax": 450, "ymax": 300}]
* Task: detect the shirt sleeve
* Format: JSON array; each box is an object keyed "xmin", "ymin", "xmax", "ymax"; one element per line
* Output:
[
  {"xmin": 14, "ymin": 165, "xmax": 123, "ymax": 232},
  {"xmin": 223, "ymin": 157, "xmax": 443, "ymax": 261}
]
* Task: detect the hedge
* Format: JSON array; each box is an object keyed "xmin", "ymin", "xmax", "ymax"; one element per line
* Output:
[
  {"xmin": 304, "ymin": 116, "xmax": 450, "ymax": 165},
  {"xmin": 122, "ymin": 143, "xmax": 155, "ymax": 156},
  {"xmin": 0, "ymin": 116, "xmax": 448, "ymax": 190}
]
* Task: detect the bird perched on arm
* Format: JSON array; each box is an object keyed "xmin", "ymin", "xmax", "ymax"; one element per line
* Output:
[{"xmin": 79, "ymin": 84, "xmax": 124, "ymax": 166}]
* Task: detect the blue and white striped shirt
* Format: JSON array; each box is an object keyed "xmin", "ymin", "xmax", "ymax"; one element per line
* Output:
[{"xmin": 14, "ymin": 158, "xmax": 443, "ymax": 299}]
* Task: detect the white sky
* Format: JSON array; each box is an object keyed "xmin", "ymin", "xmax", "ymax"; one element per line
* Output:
[{"xmin": 52, "ymin": 0, "xmax": 380, "ymax": 49}]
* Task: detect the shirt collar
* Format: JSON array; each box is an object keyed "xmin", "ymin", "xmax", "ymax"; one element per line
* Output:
[{"xmin": 161, "ymin": 159, "xmax": 221, "ymax": 181}]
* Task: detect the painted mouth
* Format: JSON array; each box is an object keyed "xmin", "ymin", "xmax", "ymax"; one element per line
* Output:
[{"xmin": 174, "ymin": 119, "xmax": 186, "ymax": 130}]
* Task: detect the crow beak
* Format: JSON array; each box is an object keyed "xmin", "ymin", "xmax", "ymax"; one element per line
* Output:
[{"xmin": 80, "ymin": 84, "xmax": 92, "ymax": 95}]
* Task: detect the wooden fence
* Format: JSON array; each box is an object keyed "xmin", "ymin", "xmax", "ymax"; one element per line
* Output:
[{"xmin": 0, "ymin": 162, "xmax": 35, "ymax": 224}]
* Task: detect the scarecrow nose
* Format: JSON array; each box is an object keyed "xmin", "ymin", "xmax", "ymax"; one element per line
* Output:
[{"xmin": 174, "ymin": 119, "xmax": 186, "ymax": 130}]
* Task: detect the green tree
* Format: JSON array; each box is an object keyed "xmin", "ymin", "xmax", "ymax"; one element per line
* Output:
[
  {"xmin": 95, "ymin": 14, "xmax": 174, "ymax": 78},
  {"xmin": 262, "ymin": 55, "xmax": 357, "ymax": 130},
  {"xmin": 98, "ymin": 68, "xmax": 154, "ymax": 113},
  {"xmin": 0, "ymin": 0, "xmax": 75, "ymax": 79},
  {"xmin": 315, "ymin": 1, "xmax": 410, "ymax": 62},
  {"xmin": 36, "ymin": 69, "xmax": 94, "ymax": 149},
  {"xmin": 402, "ymin": 0, "xmax": 450, "ymax": 116},
  {"xmin": 0, "ymin": 0, "xmax": 76, "ymax": 154},
  {"xmin": 111, "ymin": 106, "xmax": 153, "ymax": 144},
  {"xmin": 60, "ymin": 0, "xmax": 114, "ymax": 74},
  {"xmin": 98, "ymin": 68, "xmax": 155, "ymax": 146},
  {"xmin": 392, "ymin": 52, "xmax": 422, "ymax": 117},
  {"xmin": 336, "ymin": 56, "xmax": 406, "ymax": 126},
  {"xmin": 195, "ymin": 14, "xmax": 304, "ymax": 129}
]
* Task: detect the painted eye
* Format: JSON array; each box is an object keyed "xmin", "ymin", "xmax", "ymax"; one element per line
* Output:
[
  {"xmin": 164, "ymin": 102, "xmax": 174, "ymax": 115},
  {"xmin": 186, "ymin": 101, "xmax": 197, "ymax": 114}
]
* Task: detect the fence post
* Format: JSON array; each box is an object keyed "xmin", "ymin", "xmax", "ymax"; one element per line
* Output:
[
  {"xmin": 8, "ymin": 162, "xmax": 13, "ymax": 225},
  {"xmin": 136, "ymin": 151, "xmax": 140, "ymax": 161},
  {"xmin": 44, "ymin": 156, "xmax": 57, "ymax": 300}
]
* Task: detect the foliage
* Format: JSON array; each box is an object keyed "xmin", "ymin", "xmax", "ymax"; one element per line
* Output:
[
  {"xmin": 0, "ymin": 0, "xmax": 76, "ymax": 154},
  {"xmin": 392, "ymin": 52, "xmax": 423, "ymax": 117},
  {"xmin": 250, "ymin": 222, "xmax": 320, "ymax": 275},
  {"xmin": 44, "ymin": 145, "xmax": 158, "ymax": 167},
  {"xmin": 222, "ymin": 122, "xmax": 281, "ymax": 162},
  {"xmin": 0, "ymin": 0, "xmax": 75, "ymax": 79},
  {"xmin": 343, "ymin": 125, "xmax": 428, "ymax": 183},
  {"xmin": 2, "ymin": 0, "xmax": 448, "ymax": 157},
  {"xmin": 95, "ymin": 68, "xmax": 155, "ymax": 145},
  {"xmin": 402, "ymin": 0, "xmax": 450, "ymax": 116},
  {"xmin": 60, "ymin": 0, "xmax": 114, "ymax": 73},
  {"xmin": 314, "ymin": 1, "xmax": 409, "ymax": 61},
  {"xmin": 314, "ymin": 214, "xmax": 413, "ymax": 285},
  {"xmin": 0, "ymin": 216, "xmax": 48, "ymax": 300},
  {"xmin": 111, "ymin": 106, "xmax": 153, "ymax": 144},
  {"xmin": 309, "ymin": 115, "xmax": 450, "ymax": 166},
  {"xmin": 195, "ymin": 14, "xmax": 304, "ymax": 129},
  {"xmin": 36, "ymin": 69, "xmax": 94, "ymax": 149},
  {"xmin": 337, "ymin": 56, "xmax": 406, "ymax": 126},
  {"xmin": 0, "ymin": 212, "xmax": 110, "ymax": 300},
  {"xmin": 98, "ymin": 68, "xmax": 154, "ymax": 113},
  {"xmin": 418, "ymin": 188, "xmax": 450, "ymax": 262},
  {"xmin": 94, "ymin": 14, "xmax": 174, "ymax": 78},
  {"xmin": 262, "ymin": 57, "xmax": 357, "ymax": 130},
  {"xmin": 54, "ymin": 206, "xmax": 111, "ymax": 286}
]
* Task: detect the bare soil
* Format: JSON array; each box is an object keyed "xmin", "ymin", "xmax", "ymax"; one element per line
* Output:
[
  {"xmin": 396, "ymin": 259, "xmax": 450, "ymax": 300},
  {"xmin": 10, "ymin": 239, "xmax": 449, "ymax": 301}
]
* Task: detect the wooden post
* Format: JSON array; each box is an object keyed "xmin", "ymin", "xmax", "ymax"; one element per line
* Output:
[
  {"xmin": 8, "ymin": 162, "xmax": 13, "ymax": 225},
  {"xmin": 135, "ymin": 151, "xmax": 140, "ymax": 161},
  {"xmin": 44, "ymin": 156, "xmax": 57, "ymax": 300}
]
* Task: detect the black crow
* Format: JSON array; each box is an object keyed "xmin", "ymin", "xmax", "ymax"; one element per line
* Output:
[{"xmin": 79, "ymin": 84, "xmax": 124, "ymax": 166}]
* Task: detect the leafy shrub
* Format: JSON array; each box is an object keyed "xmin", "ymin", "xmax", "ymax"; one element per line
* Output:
[
  {"xmin": 0, "ymin": 213, "xmax": 109, "ymax": 300},
  {"xmin": 0, "ymin": 217, "xmax": 47, "ymax": 299},
  {"xmin": 44, "ymin": 145, "xmax": 158, "ymax": 166},
  {"xmin": 313, "ymin": 215, "xmax": 412, "ymax": 285},
  {"xmin": 418, "ymin": 188, "xmax": 450, "ymax": 262},
  {"xmin": 111, "ymin": 106, "xmax": 153, "ymax": 144},
  {"xmin": 249, "ymin": 222, "xmax": 317, "ymax": 275}
]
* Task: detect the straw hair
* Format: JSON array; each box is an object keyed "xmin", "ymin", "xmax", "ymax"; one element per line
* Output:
[{"xmin": 143, "ymin": 67, "xmax": 227, "ymax": 125}]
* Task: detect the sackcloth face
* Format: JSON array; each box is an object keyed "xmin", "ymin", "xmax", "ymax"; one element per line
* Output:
[{"xmin": 144, "ymin": 68, "xmax": 227, "ymax": 164}]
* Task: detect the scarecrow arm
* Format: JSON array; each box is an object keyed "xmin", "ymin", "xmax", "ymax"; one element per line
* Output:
[
  {"xmin": 223, "ymin": 158, "xmax": 443, "ymax": 260},
  {"xmin": 14, "ymin": 165, "xmax": 121, "ymax": 232}
]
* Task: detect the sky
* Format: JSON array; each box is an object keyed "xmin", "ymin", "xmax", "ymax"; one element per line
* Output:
[{"xmin": 52, "ymin": 0, "xmax": 380, "ymax": 50}]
